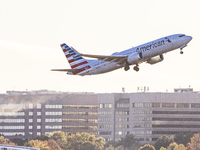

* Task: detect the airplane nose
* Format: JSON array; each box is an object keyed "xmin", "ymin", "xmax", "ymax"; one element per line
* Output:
[{"xmin": 186, "ymin": 36, "xmax": 192, "ymax": 42}]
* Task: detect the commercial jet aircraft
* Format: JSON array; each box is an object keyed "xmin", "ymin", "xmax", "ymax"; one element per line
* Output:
[{"xmin": 52, "ymin": 34, "xmax": 192, "ymax": 75}]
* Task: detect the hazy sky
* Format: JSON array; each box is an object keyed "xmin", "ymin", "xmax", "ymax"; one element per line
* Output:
[{"xmin": 0, "ymin": 0, "xmax": 200, "ymax": 93}]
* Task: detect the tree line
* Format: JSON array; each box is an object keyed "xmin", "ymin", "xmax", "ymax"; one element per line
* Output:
[{"xmin": 1, "ymin": 131, "xmax": 200, "ymax": 150}]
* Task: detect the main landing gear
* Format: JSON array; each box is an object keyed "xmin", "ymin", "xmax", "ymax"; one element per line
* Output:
[
  {"xmin": 124, "ymin": 64, "xmax": 130, "ymax": 71},
  {"xmin": 124, "ymin": 64, "xmax": 139, "ymax": 72},
  {"xmin": 133, "ymin": 65, "xmax": 139, "ymax": 72}
]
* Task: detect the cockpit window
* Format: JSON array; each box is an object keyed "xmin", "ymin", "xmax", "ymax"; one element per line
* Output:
[{"xmin": 179, "ymin": 34, "xmax": 185, "ymax": 37}]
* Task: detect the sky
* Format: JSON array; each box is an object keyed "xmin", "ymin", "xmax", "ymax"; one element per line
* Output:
[{"xmin": 0, "ymin": 0, "xmax": 200, "ymax": 93}]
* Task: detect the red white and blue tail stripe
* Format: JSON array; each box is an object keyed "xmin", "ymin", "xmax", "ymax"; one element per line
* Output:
[{"xmin": 60, "ymin": 43, "xmax": 91, "ymax": 75}]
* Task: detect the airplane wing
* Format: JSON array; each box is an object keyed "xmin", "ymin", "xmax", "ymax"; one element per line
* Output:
[
  {"xmin": 51, "ymin": 69, "xmax": 79, "ymax": 73},
  {"xmin": 80, "ymin": 53, "xmax": 127, "ymax": 63}
]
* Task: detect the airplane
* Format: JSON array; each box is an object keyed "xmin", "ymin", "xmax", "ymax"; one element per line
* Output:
[{"xmin": 52, "ymin": 34, "xmax": 192, "ymax": 76}]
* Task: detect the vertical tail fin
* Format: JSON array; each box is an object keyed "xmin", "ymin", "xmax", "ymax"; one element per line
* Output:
[{"xmin": 60, "ymin": 43, "xmax": 91, "ymax": 74}]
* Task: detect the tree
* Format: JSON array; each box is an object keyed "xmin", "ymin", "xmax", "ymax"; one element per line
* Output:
[
  {"xmin": 50, "ymin": 131, "xmax": 68, "ymax": 150},
  {"xmin": 49, "ymin": 131, "xmax": 105, "ymax": 150},
  {"xmin": 174, "ymin": 144, "xmax": 185, "ymax": 150},
  {"xmin": 154, "ymin": 135, "xmax": 174, "ymax": 150},
  {"xmin": 175, "ymin": 132, "xmax": 193, "ymax": 146},
  {"xmin": 35, "ymin": 134, "xmax": 50, "ymax": 141},
  {"xmin": 120, "ymin": 134, "xmax": 138, "ymax": 150},
  {"xmin": 24, "ymin": 139, "xmax": 61, "ymax": 150},
  {"xmin": 185, "ymin": 144, "xmax": 194, "ymax": 150},
  {"xmin": 24, "ymin": 139, "xmax": 50, "ymax": 150},
  {"xmin": 47, "ymin": 139, "xmax": 62, "ymax": 150},
  {"xmin": 0, "ymin": 136, "xmax": 16, "ymax": 145},
  {"xmin": 160, "ymin": 147, "xmax": 167, "ymax": 150},
  {"xmin": 138, "ymin": 144, "xmax": 155, "ymax": 150},
  {"xmin": 10, "ymin": 138, "xmax": 27, "ymax": 146},
  {"xmin": 167, "ymin": 142, "xmax": 178, "ymax": 150},
  {"xmin": 67, "ymin": 132, "xmax": 105, "ymax": 150},
  {"xmin": 189, "ymin": 132, "xmax": 200, "ymax": 150}
]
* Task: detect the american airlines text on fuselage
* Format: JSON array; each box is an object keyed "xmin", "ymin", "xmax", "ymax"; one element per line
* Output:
[{"xmin": 136, "ymin": 40, "xmax": 165, "ymax": 52}]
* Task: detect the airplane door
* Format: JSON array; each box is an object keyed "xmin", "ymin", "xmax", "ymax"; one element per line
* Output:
[{"xmin": 165, "ymin": 37, "xmax": 174, "ymax": 49}]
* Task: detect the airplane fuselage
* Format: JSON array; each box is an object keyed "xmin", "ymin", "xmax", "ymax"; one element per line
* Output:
[{"xmin": 78, "ymin": 34, "xmax": 192, "ymax": 75}]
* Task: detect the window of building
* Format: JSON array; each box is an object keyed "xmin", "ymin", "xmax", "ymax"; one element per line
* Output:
[
  {"xmin": 133, "ymin": 117, "xmax": 152, "ymax": 121},
  {"xmin": 45, "ymin": 105, "xmax": 62, "ymax": 109},
  {"xmin": 98, "ymin": 118, "xmax": 111, "ymax": 122},
  {"xmin": 0, "ymin": 104, "xmax": 25, "ymax": 110},
  {"xmin": 63, "ymin": 105, "xmax": 98, "ymax": 109},
  {"xmin": 37, "ymin": 112, "xmax": 41, "ymax": 116},
  {"xmin": 116, "ymin": 118, "xmax": 129, "ymax": 122},
  {"xmin": 98, "ymin": 131, "xmax": 111, "ymax": 135},
  {"xmin": 45, "ymin": 132, "xmax": 53, "ymax": 135},
  {"xmin": 29, "ymin": 112, "xmax": 33, "ymax": 116},
  {"xmin": 0, "ymin": 112, "xmax": 25, "ymax": 116},
  {"xmin": 29, "ymin": 126, "xmax": 33, "ymax": 129},
  {"xmin": 177, "ymin": 103, "xmax": 189, "ymax": 108},
  {"xmin": 37, "ymin": 104, "xmax": 41, "ymax": 109},
  {"xmin": 132, "ymin": 110, "xmax": 152, "ymax": 114},
  {"xmin": 29, "ymin": 119, "xmax": 33, "ymax": 122},
  {"xmin": 37, "ymin": 119, "xmax": 41, "ymax": 122},
  {"xmin": 45, "ymin": 118, "xmax": 62, "ymax": 122},
  {"xmin": 37, "ymin": 125, "xmax": 41, "ymax": 129},
  {"xmin": 88, "ymin": 119, "xmax": 98, "ymax": 123},
  {"xmin": 116, "ymin": 103, "xmax": 129, "ymax": 108},
  {"xmin": 98, "ymin": 111, "xmax": 112, "ymax": 115},
  {"xmin": 132, "ymin": 131, "xmax": 152, "ymax": 135},
  {"xmin": 45, "ymin": 125, "xmax": 62, "ymax": 129},
  {"xmin": 0, "ymin": 132, "xmax": 25, "ymax": 136},
  {"xmin": 116, "ymin": 111, "xmax": 129, "ymax": 115},
  {"xmin": 98, "ymin": 124, "xmax": 111, "ymax": 129},
  {"xmin": 99, "ymin": 103, "xmax": 112, "ymax": 108},
  {"xmin": 0, "ymin": 119, "xmax": 25, "ymax": 123},
  {"xmin": 191, "ymin": 103, "xmax": 200, "ymax": 108},
  {"xmin": 118, "ymin": 131, "xmax": 122, "ymax": 135},
  {"xmin": 29, "ymin": 104, "xmax": 33, "ymax": 109},
  {"xmin": 45, "ymin": 112, "xmax": 62, "ymax": 115},
  {"xmin": 152, "ymin": 103, "xmax": 160, "ymax": 108},
  {"xmin": 37, "ymin": 132, "xmax": 41, "ymax": 136},
  {"xmin": 133, "ymin": 103, "xmax": 143, "ymax": 108},
  {"xmin": 144, "ymin": 103, "xmax": 152, "ymax": 108},
  {"xmin": 0, "ymin": 126, "xmax": 25, "ymax": 129},
  {"xmin": 162, "ymin": 103, "xmax": 175, "ymax": 108},
  {"xmin": 63, "ymin": 119, "xmax": 87, "ymax": 122}
]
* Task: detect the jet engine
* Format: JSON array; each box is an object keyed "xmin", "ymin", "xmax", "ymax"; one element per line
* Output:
[
  {"xmin": 127, "ymin": 52, "xmax": 143, "ymax": 64},
  {"xmin": 146, "ymin": 54, "xmax": 164, "ymax": 65}
]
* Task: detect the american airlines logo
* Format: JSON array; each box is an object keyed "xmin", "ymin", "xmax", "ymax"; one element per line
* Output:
[{"xmin": 136, "ymin": 40, "xmax": 165, "ymax": 52}]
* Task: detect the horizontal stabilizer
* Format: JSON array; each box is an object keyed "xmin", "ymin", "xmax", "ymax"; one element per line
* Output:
[{"xmin": 51, "ymin": 69, "xmax": 79, "ymax": 73}]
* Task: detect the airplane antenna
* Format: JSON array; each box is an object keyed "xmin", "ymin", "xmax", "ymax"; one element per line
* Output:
[{"xmin": 122, "ymin": 87, "xmax": 125, "ymax": 93}]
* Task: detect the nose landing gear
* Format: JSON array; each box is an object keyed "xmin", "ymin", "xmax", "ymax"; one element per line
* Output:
[{"xmin": 180, "ymin": 44, "xmax": 187, "ymax": 54}]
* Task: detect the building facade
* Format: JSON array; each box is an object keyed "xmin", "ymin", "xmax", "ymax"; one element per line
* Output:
[
  {"xmin": 0, "ymin": 91, "xmax": 98, "ymax": 140},
  {"xmin": 98, "ymin": 91, "xmax": 200, "ymax": 144},
  {"xmin": 1, "ymin": 90, "xmax": 200, "ymax": 145}
]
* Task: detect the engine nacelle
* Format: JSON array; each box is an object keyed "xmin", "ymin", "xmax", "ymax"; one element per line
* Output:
[
  {"xmin": 127, "ymin": 52, "xmax": 143, "ymax": 64},
  {"xmin": 146, "ymin": 54, "xmax": 164, "ymax": 65}
]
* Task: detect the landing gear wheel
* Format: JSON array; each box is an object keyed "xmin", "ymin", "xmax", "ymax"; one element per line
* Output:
[
  {"xmin": 124, "ymin": 65, "xmax": 130, "ymax": 71},
  {"xmin": 133, "ymin": 66, "xmax": 139, "ymax": 72},
  {"xmin": 180, "ymin": 51, "xmax": 184, "ymax": 54}
]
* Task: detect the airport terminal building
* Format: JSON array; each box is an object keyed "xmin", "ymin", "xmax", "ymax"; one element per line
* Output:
[{"xmin": 1, "ymin": 89, "xmax": 200, "ymax": 145}]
